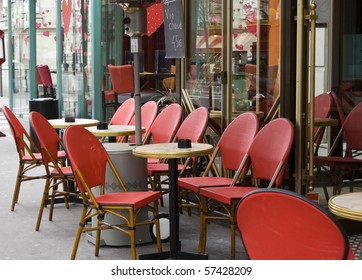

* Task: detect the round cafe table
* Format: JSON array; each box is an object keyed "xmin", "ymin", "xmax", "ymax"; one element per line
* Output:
[
  {"xmin": 86, "ymin": 125, "xmax": 145, "ymax": 142},
  {"xmin": 328, "ymin": 192, "xmax": 362, "ymax": 222},
  {"xmin": 133, "ymin": 142, "xmax": 214, "ymax": 260},
  {"xmin": 48, "ymin": 118, "xmax": 99, "ymax": 129}
]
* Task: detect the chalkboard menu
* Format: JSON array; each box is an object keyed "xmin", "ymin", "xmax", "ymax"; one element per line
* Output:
[{"xmin": 162, "ymin": 0, "xmax": 185, "ymax": 58}]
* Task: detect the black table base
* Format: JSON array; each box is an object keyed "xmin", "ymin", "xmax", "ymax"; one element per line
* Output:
[
  {"xmin": 139, "ymin": 251, "xmax": 208, "ymax": 260},
  {"xmin": 139, "ymin": 158, "xmax": 209, "ymax": 260}
]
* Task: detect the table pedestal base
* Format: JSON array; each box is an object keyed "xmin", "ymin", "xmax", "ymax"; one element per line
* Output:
[{"xmin": 139, "ymin": 251, "xmax": 208, "ymax": 260}]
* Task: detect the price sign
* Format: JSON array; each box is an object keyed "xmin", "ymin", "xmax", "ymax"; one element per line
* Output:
[{"xmin": 162, "ymin": 0, "xmax": 185, "ymax": 58}]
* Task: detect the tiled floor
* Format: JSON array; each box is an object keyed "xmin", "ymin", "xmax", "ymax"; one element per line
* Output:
[{"xmin": 349, "ymin": 234, "xmax": 362, "ymax": 259}]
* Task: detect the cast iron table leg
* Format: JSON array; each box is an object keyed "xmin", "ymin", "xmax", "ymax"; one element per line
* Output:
[{"xmin": 139, "ymin": 158, "xmax": 207, "ymax": 260}]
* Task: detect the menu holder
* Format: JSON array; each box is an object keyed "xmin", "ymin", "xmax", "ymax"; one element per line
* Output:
[
  {"xmin": 178, "ymin": 139, "xmax": 191, "ymax": 149},
  {"xmin": 97, "ymin": 122, "xmax": 108, "ymax": 130},
  {"xmin": 65, "ymin": 116, "xmax": 75, "ymax": 123}
]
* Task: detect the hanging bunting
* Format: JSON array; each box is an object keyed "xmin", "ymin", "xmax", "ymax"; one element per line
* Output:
[
  {"xmin": 62, "ymin": 0, "xmax": 73, "ymax": 37},
  {"xmin": 147, "ymin": 3, "xmax": 164, "ymax": 37}
]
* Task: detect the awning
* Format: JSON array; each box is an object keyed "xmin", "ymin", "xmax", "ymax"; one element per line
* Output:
[{"xmin": 196, "ymin": 35, "xmax": 222, "ymax": 49}]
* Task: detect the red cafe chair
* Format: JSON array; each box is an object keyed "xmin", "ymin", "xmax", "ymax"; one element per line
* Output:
[
  {"xmin": 144, "ymin": 103, "xmax": 182, "ymax": 161},
  {"xmin": 198, "ymin": 118, "xmax": 294, "ymax": 259},
  {"xmin": 29, "ymin": 111, "xmax": 76, "ymax": 231},
  {"xmin": 109, "ymin": 97, "xmax": 135, "ymax": 126},
  {"xmin": 147, "ymin": 107, "xmax": 209, "ymax": 205},
  {"xmin": 127, "ymin": 100, "xmax": 158, "ymax": 144},
  {"xmin": 104, "ymin": 64, "xmax": 135, "ymax": 120},
  {"xmin": 36, "ymin": 64, "xmax": 56, "ymax": 98},
  {"xmin": 2, "ymin": 106, "xmax": 66, "ymax": 211},
  {"xmin": 178, "ymin": 112, "xmax": 259, "ymax": 215},
  {"xmin": 99, "ymin": 97, "xmax": 135, "ymax": 142},
  {"xmin": 64, "ymin": 125, "xmax": 162, "ymax": 260},
  {"xmin": 330, "ymin": 91, "xmax": 346, "ymax": 126},
  {"xmin": 236, "ymin": 188, "xmax": 355, "ymax": 259},
  {"xmin": 314, "ymin": 102, "xmax": 362, "ymax": 200},
  {"xmin": 310, "ymin": 93, "xmax": 333, "ymax": 155}
]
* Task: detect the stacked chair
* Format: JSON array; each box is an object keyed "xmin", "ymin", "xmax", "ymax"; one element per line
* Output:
[
  {"xmin": 178, "ymin": 112, "xmax": 259, "ymax": 216},
  {"xmin": 2, "ymin": 105, "xmax": 66, "ymax": 211},
  {"xmin": 125, "ymin": 100, "xmax": 158, "ymax": 144},
  {"xmin": 147, "ymin": 107, "xmax": 209, "ymax": 206},
  {"xmin": 198, "ymin": 118, "xmax": 294, "ymax": 259},
  {"xmin": 101, "ymin": 97, "xmax": 135, "ymax": 143},
  {"xmin": 312, "ymin": 93, "xmax": 333, "ymax": 156},
  {"xmin": 29, "ymin": 111, "xmax": 76, "ymax": 231},
  {"xmin": 143, "ymin": 103, "xmax": 182, "ymax": 163},
  {"xmin": 314, "ymin": 102, "xmax": 362, "ymax": 200}
]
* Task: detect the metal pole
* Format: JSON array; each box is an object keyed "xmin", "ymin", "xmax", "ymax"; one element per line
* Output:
[
  {"xmin": 308, "ymin": 2, "xmax": 318, "ymax": 191},
  {"xmin": 131, "ymin": 35, "xmax": 142, "ymax": 146},
  {"xmin": 295, "ymin": 0, "xmax": 306, "ymax": 194}
]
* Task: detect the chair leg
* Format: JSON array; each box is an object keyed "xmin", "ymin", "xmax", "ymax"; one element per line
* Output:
[
  {"xmin": 152, "ymin": 202, "xmax": 163, "ymax": 253},
  {"xmin": 230, "ymin": 204, "xmax": 237, "ymax": 260},
  {"xmin": 198, "ymin": 197, "xmax": 207, "ymax": 254},
  {"xmin": 129, "ymin": 210, "xmax": 137, "ymax": 260},
  {"xmin": 95, "ymin": 218, "xmax": 102, "ymax": 257},
  {"xmin": 150, "ymin": 175, "xmax": 165, "ymax": 207},
  {"xmin": 71, "ymin": 206, "xmax": 87, "ymax": 260},
  {"xmin": 49, "ymin": 184, "xmax": 56, "ymax": 221},
  {"xmin": 322, "ymin": 186, "xmax": 330, "ymax": 201},
  {"xmin": 36, "ymin": 178, "xmax": 50, "ymax": 231},
  {"xmin": 184, "ymin": 190, "xmax": 193, "ymax": 216},
  {"xmin": 11, "ymin": 162, "xmax": 24, "ymax": 211},
  {"xmin": 70, "ymin": 217, "xmax": 86, "ymax": 260},
  {"xmin": 62, "ymin": 179, "xmax": 70, "ymax": 209}
]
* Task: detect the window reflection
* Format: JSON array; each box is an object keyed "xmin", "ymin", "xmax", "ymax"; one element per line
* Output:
[{"xmin": 185, "ymin": 0, "xmax": 280, "ymax": 121}]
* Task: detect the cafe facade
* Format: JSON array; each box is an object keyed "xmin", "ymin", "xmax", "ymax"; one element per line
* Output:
[{"xmin": 1, "ymin": 0, "xmax": 361, "ymax": 197}]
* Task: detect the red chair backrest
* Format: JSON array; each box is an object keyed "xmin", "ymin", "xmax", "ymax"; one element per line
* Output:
[
  {"xmin": 248, "ymin": 118, "xmax": 294, "ymax": 186},
  {"xmin": 313, "ymin": 93, "xmax": 332, "ymax": 119},
  {"xmin": 311, "ymin": 93, "xmax": 333, "ymax": 146},
  {"xmin": 108, "ymin": 64, "xmax": 135, "ymax": 94},
  {"xmin": 29, "ymin": 111, "xmax": 61, "ymax": 166},
  {"xmin": 109, "ymin": 98, "xmax": 135, "ymax": 125},
  {"xmin": 330, "ymin": 91, "xmax": 346, "ymax": 125},
  {"xmin": 175, "ymin": 107, "xmax": 209, "ymax": 143},
  {"xmin": 236, "ymin": 189, "xmax": 354, "ymax": 260},
  {"xmin": 128, "ymin": 100, "xmax": 158, "ymax": 143},
  {"xmin": 36, "ymin": 65, "xmax": 43, "ymax": 85},
  {"xmin": 148, "ymin": 103, "xmax": 182, "ymax": 144},
  {"xmin": 36, "ymin": 65, "xmax": 53, "ymax": 87},
  {"xmin": 64, "ymin": 126, "xmax": 110, "ymax": 193},
  {"xmin": 218, "ymin": 112, "xmax": 259, "ymax": 172},
  {"xmin": 2, "ymin": 105, "xmax": 28, "ymax": 154},
  {"xmin": 342, "ymin": 102, "xmax": 362, "ymax": 151}
]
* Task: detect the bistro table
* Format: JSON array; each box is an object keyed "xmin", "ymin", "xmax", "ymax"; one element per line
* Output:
[
  {"xmin": 48, "ymin": 118, "xmax": 99, "ymax": 129},
  {"xmin": 86, "ymin": 125, "xmax": 145, "ymax": 143},
  {"xmin": 328, "ymin": 192, "xmax": 362, "ymax": 222},
  {"xmin": 133, "ymin": 142, "xmax": 214, "ymax": 260}
]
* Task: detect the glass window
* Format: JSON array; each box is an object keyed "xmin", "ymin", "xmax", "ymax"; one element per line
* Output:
[{"xmin": 185, "ymin": 0, "xmax": 281, "ymax": 126}]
